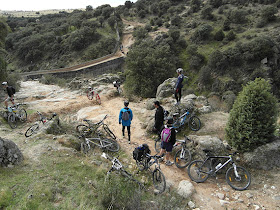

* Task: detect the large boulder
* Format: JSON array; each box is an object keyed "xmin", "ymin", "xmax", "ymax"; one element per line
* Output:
[
  {"xmin": 177, "ymin": 180, "xmax": 195, "ymax": 198},
  {"xmin": 243, "ymin": 139, "xmax": 280, "ymax": 170},
  {"xmin": 0, "ymin": 138, "xmax": 24, "ymax": 167},
  {"xmin": 156, "ymin": 78, "xmax": 177, "ymax": 99}
]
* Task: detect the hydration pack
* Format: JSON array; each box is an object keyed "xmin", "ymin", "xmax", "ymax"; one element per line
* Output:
[
  {"xmin": 161, "ymin": 127, "xmax": 172, "ymax": 142},
  {"xmin": 122, "ymin": 110, "xmax": 130, "ymax": 121}
]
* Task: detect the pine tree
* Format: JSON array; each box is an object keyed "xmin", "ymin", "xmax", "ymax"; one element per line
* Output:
[{"xmin": 225, "ymin": 78, "xmax": 278, "ymax": 152}]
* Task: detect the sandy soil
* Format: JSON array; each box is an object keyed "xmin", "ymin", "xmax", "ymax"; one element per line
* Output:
[{"xmin": 8, "ymin": 81, "xmax": 279, "ymax": 210}]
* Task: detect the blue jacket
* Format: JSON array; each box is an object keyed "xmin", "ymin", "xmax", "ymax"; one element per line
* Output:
[
  {"xmin": 175, "ymin": 74, "xmax": 184, "ymax": 89},
  {"xmin": 119, "ymin": 107, "xmax": 133, "ymax": 126}
]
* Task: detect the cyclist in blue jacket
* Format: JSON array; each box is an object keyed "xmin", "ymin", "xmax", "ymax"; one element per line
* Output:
[
  {"xmin": 174, "ymin": 68, "xmax": 184, "ymax": 105},
  {"xmin": 119, "ymin": 101, "xmax": 133, "ymax": 144}
]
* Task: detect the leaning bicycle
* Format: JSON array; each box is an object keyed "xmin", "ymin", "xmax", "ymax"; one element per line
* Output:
[
  {"xmin": 173, "ymin": 135, "xmax": 193, "ymax": 168},
  {"xmin": 25, "ymin": 111, "xmax": 58, "ymax": 137},
  {"xmin": 76, "ymin": 114, "xmax": 116, "ymax": 140},
  {"xmin": 135, "ymin": 152, "xmax": 166, "ymax": 194},
  {"xmin": 101, "ymin": 153, "xmax": 144, "ymax": 189},
  {"xmin": 87, "ymin": 87, "xmax": 101, "ymax": 105},
  {"xmin": 79, "ymin": 134, "xmax": 119, "ymax": 153},
  {"xmin": 173, "ymin": 109, "xmax": 201, "ymax": 131},
  {"xmin": 187, "ymin": 150, "xmax": 251, "ymax": 191},
  {"xmin": 1, "ymin": 103, "xmax": 27, "ymax": 129}
]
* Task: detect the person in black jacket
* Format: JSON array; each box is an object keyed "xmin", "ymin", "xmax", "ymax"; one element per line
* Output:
[
  {"xmin": 2, "ymin": 82, "xmax": 15, "ymax": 108},
  {"xmin": 153, "ymin": 101, "xmax": 164, "ymax": 137}
]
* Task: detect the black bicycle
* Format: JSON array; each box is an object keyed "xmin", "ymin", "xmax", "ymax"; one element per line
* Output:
[
  {"xmin": 76, "ymin": 114, "xmax": 116, "ymax": 140},
  {"xmin": 101, "ymin": 153, "xmax": 144, "ymax": 189},
  {"xmin": 136, "ymin": 153, "xmax": 166, "ymax": 194},
  {"xmin": 187, "ymin": 150, "xmax": 251, "ymax": 191}
]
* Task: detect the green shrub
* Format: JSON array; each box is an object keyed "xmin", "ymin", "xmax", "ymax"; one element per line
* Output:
[
  {"xmin": 225, "ymin": 78, "xmax": 278, "ymax": 152},
  {"xmin": 0, "ymin": 187, "xmax": 13, "ymax": 208},
  {"xmin": 214, "ymin": 29, "xmax": 225, "ymax": 41}
]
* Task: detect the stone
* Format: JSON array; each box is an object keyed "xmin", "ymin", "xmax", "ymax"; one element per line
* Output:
[
  {"xmin": 188, "ymin": 201, "xmax": 196, "ymax": 209},
  {"xmin": 246, "ymin": 193, "xmax": 253, "ymax": 198},
  {"xmin": 222, "ymin": 186, "xmax": 230, "ymax": 192},
  {"xmin": 0, "ymin": 137, "xmax": 24, "ymax": 167},
  {"xmin": 216, "ymin": 193, "xmax": 225, "ymax": 200},
  {"xmin": 198, "ymin": 106, "xmax": 212, "ymax": 114},
  {"xmin": 219, "ymin": 200, "xmax": 230, "ymax": 206},
  {"xmin": 156, "ymin": 78, "xmax": 177, "ymax": 99},
  {"xmin": 177, "ymin": 180, "xmax": 195, "ymax": 198},
  {"xmin": 253, "ymin": 204, "xmax": 260, "ymax": 210}
]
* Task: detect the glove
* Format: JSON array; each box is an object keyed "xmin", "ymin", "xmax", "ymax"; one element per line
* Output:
[{"xmin": 119, "ymin": 121, "xmax": 121, "ymax": 124}]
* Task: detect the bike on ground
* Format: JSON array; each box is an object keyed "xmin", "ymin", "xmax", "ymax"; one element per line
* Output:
[
  {"xmin": 1, "ymin": 103, "xmax": 27, "ymax": 129},
  {"xmin": 79, "ymin": 134, "xmax": 120, "ymax": 153},
  {"xmin": 76, "ymin": 114, "xmax": 116, "ymax": 140},
  {"xmin": 133, "ymin": 144, "xmax": 166, "ymax": 194},
  {"xmin": 172, "ymin": 109, "xmax": 201, "ymax": 131},
  {"xmin": 87, "ymin": 87, "xmax": 101, "ymax": 105},
  {"xmin": 25, "ymin": 111, "xmax": 58, "ymax": 137},
  {"xmin": 187, "ymin": 150, "xmax": 251, "ymax": 191},
  {"xmin": 101, "ymin": 152, "xmax": 144, "ymax": 189}
]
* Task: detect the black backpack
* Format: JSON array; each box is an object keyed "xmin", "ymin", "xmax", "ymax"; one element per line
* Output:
[
  {"xmin": 133, "ymin": 144, "xmax": 151, "ymax": 161},
  {"xmin": 11, "ymin": 87, "xmax": 16, "ymax": 94}
]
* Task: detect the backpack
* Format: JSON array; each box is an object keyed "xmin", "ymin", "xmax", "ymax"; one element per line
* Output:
[
  {"xmin": 161, "ymin": 127, "xmax": 172, "ymax": 142},
  {"xmin": 133, "ymin": 144, "xmax": 151, "ymax": 161},
  {"xmin": 9, "ymin": 86, "xmax": 16, "ymax": 94},
  {"xmin": 122, "ymin": 110, "xmax": 130, "ymax": 121}
]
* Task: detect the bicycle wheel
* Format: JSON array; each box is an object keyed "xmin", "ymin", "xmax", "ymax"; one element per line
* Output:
[
  {"xmin": 103, "ymin": 124, "xmax": 116, "ymax": 140},
  {"xmin": 80, "ymin": 142, "xmax": 90, "ymax": 154},
  {"xmin": 226, "ymin": 166, "xmax": 251, "ymax": 191},
  {"xmin": 188, "ymin": 116, "xmax": 201, "ymax": 131},
  {"xmin": 8, "ymin": 113, "xmax": 18, "ymax": 129},
  {"xmin": 76, "ymin": 124, "xmax": 91, "ymax": 136},
  {"xmin": 25, "ymin": 123, "xmax": 40, "ymax": 137},
  {"xmin": 87, "ymin": 91, "xmax": 93, "ymax": 100},
  {"xmin": 136, "ymin": 159, "xmax": 146, "ymax": 171},
  {"xmin": 174, "ymin": 148, "xmax": 192, "ymax": 168},
  {"xmin": 18, "ymin": 109, "xmax": 27, "ymax": 122},
  {"xmin": 96, "ymin": 94, "xmax": 101, "ymax": 105},
  {"xmin": 187, "ymin": 160, "xmax": 210, "ymax": 183},
  {"xmin": 152, "ymin": 168, "xmax": 166, "ymax": 194},
  {"xmin": 102, "ymin": 138, "xmax": 120, "ymax": 152},
  {"xmin": 155, "ymin": 139, "xmax": 161, "ymax": 153}
]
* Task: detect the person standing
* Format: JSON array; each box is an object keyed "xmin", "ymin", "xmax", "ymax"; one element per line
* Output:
[
  {"xmin": 174, "ymin": 68, "xmax": 184, "ymax": 105},
  {"xmin": 2, "ymin": 82, "xmax": 15, "ymax": 108},
  {"xmin": 153, "ymin": 101, "xmax": 164, "ymax": 138},
  {"xmin": 159, "ymin": 117, "xmax": 176, "ymax": 166},
  {"xmin": 119, "ymin": 101, "xmax": 133, "ymax": 144}
]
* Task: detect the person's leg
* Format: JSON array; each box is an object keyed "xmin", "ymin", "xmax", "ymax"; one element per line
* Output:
[
  {"xmin": 178, "ymin": 88, "xmax": 182, "ymax": 102},
  {"xmin": 165, "ymin": 144, "xmax": 174, "ymax": 166},
  {"xmin": 4, "ymin": 97, "xmax": 9, "ymax": 108},
  {"xmin": 174, "ymin": 90, "xmax": 179, "ymax": 103},
  {"xmin": 127, "ymin": 126, "xmax": 131, "ymax": 143},
  {"xmin": 122, "ymin": 125, "xmax": 125, "ymax": 137}
]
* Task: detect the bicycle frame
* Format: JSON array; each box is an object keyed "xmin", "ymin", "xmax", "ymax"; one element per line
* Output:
[
  {"xmin": 173, "ymin": 111, "xmax": 190, "ymax": 128},
  {"xmin": 200, "ymin": 155, "xmax": 234, "ymax": 174},
  {"xmin": 84, "ymin": 137, "xmax": 112, "ymax": 150}
]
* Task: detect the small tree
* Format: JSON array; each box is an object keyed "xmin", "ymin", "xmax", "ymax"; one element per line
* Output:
[{"xmin": 225, "ymin": 78, "xmax": 278, "ymax": 152}]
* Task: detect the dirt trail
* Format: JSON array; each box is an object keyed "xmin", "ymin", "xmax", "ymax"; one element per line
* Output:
[{"xmin": 12, "ymin": 81, "xmax": 280, "ymax": 210}]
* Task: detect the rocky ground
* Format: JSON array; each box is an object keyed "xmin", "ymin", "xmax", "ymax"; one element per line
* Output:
[{"xmin": 1, "ymin": 80, "xmax": 280, "ymax": 210}]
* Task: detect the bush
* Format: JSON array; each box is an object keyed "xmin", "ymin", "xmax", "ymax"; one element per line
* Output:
[
  {"xmin": 225, "ymin": 78, "xmax": 278, "ymax": 152},
  {"xmin": 214, "ymin": 29, "xmax": 225, "ymax": 41},
  {"xmin": 225, "ymin": 30, "xmax": 236, "ymax": 41},
  {"xmin": 261, "ymin": 6, "xmax": 278, "ymax": 22},
  {"xmin": 191, "ymin": 24, "xmax": 213, "ymax": 43}
]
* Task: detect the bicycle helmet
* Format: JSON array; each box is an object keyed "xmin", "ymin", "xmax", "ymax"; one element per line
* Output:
[
  {"xmin": 88, "ymin": 87, "xmax": 92, "ymax": 90},
  {"xmin": 113, "ymin": 81, "xmax": 117, "ymax": 85},
  {"xmin": 167, "ymin": 117, "xmax": 173, "ymax": 125},
  {"xmin": 2, "ymin": 82, "xmax": 7, "ymax": 85},
  {"xmin": 124, "ymin": 101, "xmax": 129, "ymax": 106},
  {"xmin": 176, "ymin": 68, "xmax": 183, "ymax": 73}
]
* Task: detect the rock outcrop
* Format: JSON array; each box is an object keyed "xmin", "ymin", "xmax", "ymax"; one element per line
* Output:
[{"xmin": 0, "ymin": 137, "xmax": 24, "ymax": 167}]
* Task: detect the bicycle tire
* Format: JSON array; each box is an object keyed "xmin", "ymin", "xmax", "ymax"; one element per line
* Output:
[
  {"xmin": 136, "ymin": 159, "xmax": 146, "ymax": 171},
  {"xmin": 187, "ymin": 160, "xmax": 210, "ymax": 183},
  {"xmin": 81, "ymin": 142, "xmax": 90, "ymax": 154},
  {"xmin": 188, "ymin": 116, "xmax": 201, "ymax": 131},
  {"xmin": 87, "ymin": 91, "xmax": 93, "ymax": 100},
  {"xmin": 96, "ymin": 94, "xmax": 101, "ymax": 105},
  {"xmin": 25, "ymin": 123, "xmax": 40, "ymax": 137},
  {"xmin": 18, "ymin": 108, "xmax": 27, "ymax": 122},
  {"xmin": 76, "ymin": 124, "xmax": 92, "ymax": 136},
  {"xmin": 8, "ymin": 113, "xmax": 17, "ymax": 129},
  {"xmin": 226, "ymin": 166, "xmax": 251, "ymax": 191},
  {"xmin": 103, "ymin": 124, "xmax": 116, "ymax": 140},
  {"xmin": 152, "ymin": 168, "xmax": 166, "ymax": 194},
  {"xmin": 102, "ymin": 138, "xmax": 120, "ymax": 152},
  {"xmin": 174, "ymin": 148, "xmax": 192, "ymax": 168},
  {"xmin": 154, "ymin": 139, "xmax": 161, "ymax": 153}
]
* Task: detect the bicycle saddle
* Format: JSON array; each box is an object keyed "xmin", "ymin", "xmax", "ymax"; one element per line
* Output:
[{"xmin": 83, "ymin": 119, "xmax": 91, "ymax": 122}]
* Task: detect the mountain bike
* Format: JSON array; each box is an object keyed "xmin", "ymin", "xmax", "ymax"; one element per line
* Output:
[
  {"xmin": 135, "ymin": 153, "xmax": 166, "ymax": 194},
  {"xmin": 87, "ymin": 87, "xmax": 101, "ymax": 105},
  {"xmin": 25, "ymin": 111, "xmax": 58, "ymax": 137},
  {"xmin": 76, "ymin": 114, "xmax": 116, "ymax": 140},
  {"xmin": 172, "ymin": 109, "xmax": 201, "ymax": 131},
  {"xmin": 101, "ymin": 153, "xmax": 145, "ymax": 189},
  {"xmin": 79, "ymin": 134, "xmax": 119, "ymax": 153},
  {"xmin": 1, "ymin": 103, "xmax": 27, "ymax": 129},
  {"xmin": 173, "ymin": 135, "xmax": 193, "ymax": 168},
  {"xmin": 187, "ymin": 150, "xmax": 251, "ymax": 191}
]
